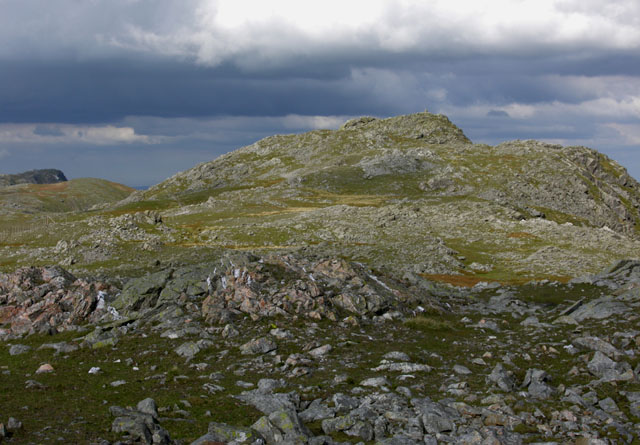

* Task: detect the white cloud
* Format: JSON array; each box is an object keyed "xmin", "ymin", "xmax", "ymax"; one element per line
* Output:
[
  {"xmin": 119, "ymin": 0, "xmax": 640, "ymax": 66},
  {"xmin": 3, "ymin": 0, "xmax": 637, "ymax": 66},
  {"xmin": 0, "ymin": 124, "xmax": 152, "ymax": 145},
  {"xmin": 607, "ymin": 124, "xmax": 640, "ymax": 146},
  {"xmin": 281, "ymin": 115, "xmax": 347, "ymax": 130}
]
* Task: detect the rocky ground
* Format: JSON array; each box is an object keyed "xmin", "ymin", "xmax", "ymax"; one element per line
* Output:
[{"xmin": 1, "ymin": 254, "xmax": 639, "ymax": 444}]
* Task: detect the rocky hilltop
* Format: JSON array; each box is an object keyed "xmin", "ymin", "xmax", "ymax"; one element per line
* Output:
[
  {"xmin": 0, "ymin": 168, "xmax": 67, "ymax": 187},
  {"xmin": 1, "ymin": 112, "xmax": 640, "ymax": 444},
  {"xmin": 106, "ymin": 112, "xmax": 640, "ymax": 281}
]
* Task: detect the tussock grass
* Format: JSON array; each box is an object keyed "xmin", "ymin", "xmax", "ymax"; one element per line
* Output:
[{"xmin": 404, "ymin": 315, "xmax": 455, "ymax": 332}]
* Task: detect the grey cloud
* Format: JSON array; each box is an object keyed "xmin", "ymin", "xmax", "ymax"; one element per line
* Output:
[
  {"xmin": 487, "ymin": 110, "xmax": 510, "ymax": 118},
  {"xmin": 33, "ymin": 125, "xmax": 64, "ymax": 137}
]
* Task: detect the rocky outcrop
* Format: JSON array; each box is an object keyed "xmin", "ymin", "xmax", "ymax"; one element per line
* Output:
[
  {"xmin": 0, "ymin": 266, "xmax": 118, "ymax": 337},
  {"xmin": 0, "ymin": 169, "xmax": 67, "ymax": 187}
]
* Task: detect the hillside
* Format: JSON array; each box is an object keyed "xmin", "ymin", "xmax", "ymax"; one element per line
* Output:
[
  {"xmin": 100, "ymin": 112, "xmax": 640, "ymax": 282},
  {"xmin": 0, "ymin": 178, "xmax": 134, "ymax": 214}
]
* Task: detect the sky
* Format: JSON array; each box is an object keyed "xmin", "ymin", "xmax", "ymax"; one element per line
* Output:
[{"xmin": 0, "ymin": 0, "xmax": 639, "ymax": 187}]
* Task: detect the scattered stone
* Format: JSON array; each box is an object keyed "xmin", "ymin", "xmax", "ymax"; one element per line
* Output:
[
  {"xmin": 453, "ymin": 364, "xmax": 472, "ymax": 375},
  {"xmin": 309, "ymin": 344, "xmax": 332, "ymax": 358},
  {"xmin": 240, "ymin": 337, "xmax": 277, "ymax": 355},
  {"xmin": 38, "ymin": 341, "xmax": 79, "ymax": 354},
  {"xmin": 487, "ymin": 363, "xmax": 515, "ymax": 392},
  {"xmin": 360, "ymin": 377, "xmax": 390, "ymax": 388},
  {"xmin": 383, "ymin": 351, "xmax": 411, "ymax": 361},
  {"xmin": 372, "ymin": 362, "xmax": 432, "ymax": 373},
  {"xmin": 573, "ymin": 336, "xmax": 623, "ymax": 360},
  {"xmin": 35, "ymin": 363, "xmax": 54, "ymax": 374},
  {"xmin": 222, "ymin": 323, "xmax": 240, "ymax": 338},
  {"xmin": 8, "ymin": 344, "xmax": 31, "ymax": 356},
  {"xmin": 192, "ymin": 422, "xmax": 263, "ymax": 445},
  {"xmin": 522, "ymin": 368, "xmax": 555, "ymax": 399},
  {"xmin": 174, "ymin": 341, "xmax": 201, "ymax": 359},
  {"xmin": 110, "ymin": 399, "xmax": 173, "ymax": 444},
  {"xmin": 587, "ymin": 351, "xmax": 634, "ymax": 382},
  {"xmin": 6, "ymin": 417, "xmax": 22, "ymax": 433}
]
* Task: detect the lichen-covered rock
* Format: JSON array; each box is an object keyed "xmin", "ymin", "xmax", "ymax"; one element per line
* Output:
[
  {"xmin": 192, "ymin": 422, "xmax": 263, "ymax": 445},
  {"xmin": 111, "ymin": 269, "xmax": 173, "ymax": 314},
  {"xmin": 110, "ymin": 400, "xmax": 173, "ymax": 445}
]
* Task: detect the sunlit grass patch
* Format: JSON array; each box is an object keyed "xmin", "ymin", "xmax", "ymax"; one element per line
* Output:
[{"xmin": 404, "ymin": 315, "xmax": 455, "ymax": 332}]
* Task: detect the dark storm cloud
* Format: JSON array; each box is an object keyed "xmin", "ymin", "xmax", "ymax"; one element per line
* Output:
[{"xmin": 0, "ymin": 0, "xmax": 639, "ymax": 184}]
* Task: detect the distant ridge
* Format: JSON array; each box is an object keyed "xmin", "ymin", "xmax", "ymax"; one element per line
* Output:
[{"xmin": 0, "ymin": 169, "xmax": 67, "ymax": 187}]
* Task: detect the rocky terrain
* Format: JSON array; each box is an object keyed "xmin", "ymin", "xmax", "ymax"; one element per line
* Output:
[
  {"xmin": 0, "ymin": 169, "xmax": 67, "ymax": 187},
  {"xmin": 0, "ymin": 254, "xmax": 639, "ymax": 443},
  {"xmin": 1, "ymin": 112, "xmax": 640, "ymax": 443}
]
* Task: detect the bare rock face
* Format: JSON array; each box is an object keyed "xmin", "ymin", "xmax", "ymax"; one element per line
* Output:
[
  {"xmin": 200, "ymin": 253, "xmax": 434, "ymax": 324},
  {"xmin": 0, "ymin": 169, "xmax": 67, "ymax": 187},
  {"xmin": 0, "ymin": 266, "xmax": 117, "ymax": 337}
]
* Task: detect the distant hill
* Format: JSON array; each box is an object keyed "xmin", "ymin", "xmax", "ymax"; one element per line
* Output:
[
  {"xmin": 0, "ymin": 178, "xmax": 134, "ymax": 214},
  {"xmin": 0, "ymin": 169, "xmax": 67, "ymax": 187}
]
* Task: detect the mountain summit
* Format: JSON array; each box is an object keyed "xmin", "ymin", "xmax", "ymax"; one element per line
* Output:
[{"xmin": 106, "ymin": 111, "xmax": 639, "ymax": 281}]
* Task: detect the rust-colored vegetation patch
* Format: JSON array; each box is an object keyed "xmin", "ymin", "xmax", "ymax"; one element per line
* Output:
[
  {"xmin": 507, "ymin": 232, "xmax": 537, "ymax": 239},
  {"xmin": 422, "ymin": 273, "xmax": 495, "ymax": 287},
  {"xmin": 423, "ymin": 272, "xmax": 573, "ymax": 287},
  {"xmin": 247, "ymin": 207, "xmax": 320, "ymax": 217},
  {"xmin": 35, "ymin": 182, "xmax": 69, "ymax": 192}
]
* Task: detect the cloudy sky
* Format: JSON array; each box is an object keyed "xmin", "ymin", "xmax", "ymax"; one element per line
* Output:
[{"xmin": 0, "ymin": 0, "xmax": 639, "ymax": 186}]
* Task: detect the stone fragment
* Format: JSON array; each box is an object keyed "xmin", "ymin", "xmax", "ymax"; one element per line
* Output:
[
  {"xmin": 487, "ymin": 363, "xmax": 515, "ymax": 392},
  {"xmin": 6, "ymin": 417, "xmax": 22, "ymax": 433},
  {"xmin": 38, "ymin": 342, "xmax": 79, "ymax": 354},
  {"xmin": 453, "ymin": 365, "xmax": 472, "ymax": 375},
  {"xmin": 236, "ymin": 389, "xmax": 300, "ymax": 415},
  {"xmin": 222, "ymin": 323, "xmax": 240, "ymax": 338},
  {"xmin": 240, "ymin": 337, "xmax": 277, "ymax": 355},
  {"xmin": 383, "ymin": 351, "xmax": 411, "ymax": 361},
  {"xmin": 309, "ymin": 344, "xmax": 332, "ymax": 358},
  {"xmin": 360, "ymin": 377, "xmax": 390, "ymax": 388},
  {"xmin": 268, "ymin": 409, "xmax": 312, "ymax": 442},
  {"xmin": 299, "ymin": 399, "xmax": 336, "ymax": 423},
  {"xmin": 322, "ymin": 415, "xmax": 356, "ymax": 434},
  {"xmin": 110, "ymin": 400, "xmax": 172, "ymax": 445},
  {"xmin": 372, "ymin": 362, "xmax": 432, "ymax": 373},
  {"xmin": 587, "ymin": 351, "xmax": 634, "ymax": 381},
  {"xmin": 521, "ymin": 368, "xmax": 555, "ymax": 400},
  {"xmin": 8, "ymin": 344, "xmax": 31, "ymax": 356},
  {"xmin": 332, "ymin": 393, "xmax": 360, "ymax": 413},
  {"xmin": 193, "ymin": 422, "xmax": 263, "ymax": 445},
  {"xmin": 174, "ymin": 341, "xmax": 201, "ymax": 359},
  {"xmin": 412, "ymin": 397, "xmax": 457, "ymax": 434},
  {"xmin": 137, "ymin": 398, "xmax": 159, "ymax": 419},
  {"xmin": 572, "ymin": 336, "xmax": 622, "ymax": 360},
  {"xmin": 35, "ymin": 363, "xmax": 54, "ymax": 374}
]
